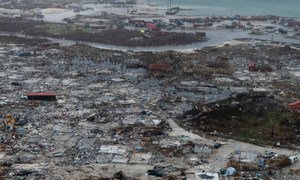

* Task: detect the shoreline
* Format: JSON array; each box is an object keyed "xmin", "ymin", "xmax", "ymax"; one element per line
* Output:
[
  {"xmin": 1, "ymin": 31, "xmax": 299, "ymax": 54},
  {"xmin": 0, "ymin": 0, "xmax": 299, "ymax": 23},
  {"xmin": 0, "ymin": 1, "xmax": 300, "ymax": 179},
  {"xmin": 146, "ymin": 0, "xmax": 300, "ymax": 19}
]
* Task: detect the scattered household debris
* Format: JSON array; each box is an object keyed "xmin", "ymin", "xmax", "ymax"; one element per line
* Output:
[
  {"xmin": 4, "ymin": 114, "xmax": 15, "ymax": 131},
  {"xmin": 224, "ymin": 167, "xmax": 237, "ymax": 176},
  {"xmin": 0, "ymin": 20, "xmax": 298, "ymax": 179}
]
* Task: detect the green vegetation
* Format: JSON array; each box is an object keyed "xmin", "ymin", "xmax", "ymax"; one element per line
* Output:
[
  {"xmin": 36, "ymin": 23, "xmax": 93, "ymax": 35},
  {"xmin": 234, "ymin": 111, "xmax": 297, "ymax": 145},
  {"xmin": 185, "ymin": 94, "xmax": 300, "ymax": 146}
]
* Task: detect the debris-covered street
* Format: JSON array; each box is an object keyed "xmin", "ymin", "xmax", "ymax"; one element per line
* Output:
[
  {"xmin": 0, "ymin": 0, "xmax": 300, "ymax": 179},
  {"xmin": 0, "ymin": 34, "xmax": 299, "ymax": 179}
]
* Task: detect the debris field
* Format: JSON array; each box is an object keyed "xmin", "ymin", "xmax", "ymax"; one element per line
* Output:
[{"xmin": 0, "ymin": 36, "xmax": 299, "ymax": 179}]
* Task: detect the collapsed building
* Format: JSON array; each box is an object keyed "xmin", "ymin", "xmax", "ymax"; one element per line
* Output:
[{"xmin": 0, "ymin": 34, "xmax": 299, "ymax": 179}]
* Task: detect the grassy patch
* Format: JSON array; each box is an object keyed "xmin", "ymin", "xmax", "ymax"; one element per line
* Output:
[
  {"xmin": 185, "ymin": 94, "xmax": 300, "ymax": 146},
  {"xmin": 234, "ymin": 112, "xmax": 296, "ymax": 145}
]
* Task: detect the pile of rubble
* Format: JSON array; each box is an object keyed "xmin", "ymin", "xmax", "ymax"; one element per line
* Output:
[{"xmin": 0, "ymin": 38, "xmax": 299, "ymax": 179}]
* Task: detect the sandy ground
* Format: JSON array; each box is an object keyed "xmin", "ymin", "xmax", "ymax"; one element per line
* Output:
[
  {"xmin": 43, "ymin": 114, "xmax": 299, "ymax": 179},
  {"xmin": 155, "ymin": 107, "xmax": 299, "ymax": 174},
  {"xmin": 40, "ymin": 0, "xmax": 163, "ymax": 23},
  {"xmin": 167, "ymin": 117, "xmax": 298, "ymax": 170}
]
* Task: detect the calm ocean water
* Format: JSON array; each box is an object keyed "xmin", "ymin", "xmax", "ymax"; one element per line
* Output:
[{"xmin": 151, "ymin": 0, "xmax": 300, "ymax": 18}]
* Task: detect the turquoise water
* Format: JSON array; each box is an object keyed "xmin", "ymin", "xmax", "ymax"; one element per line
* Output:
[{"xmin": 151, "ymin": 0, "xmax": 300, "ymax": 18}]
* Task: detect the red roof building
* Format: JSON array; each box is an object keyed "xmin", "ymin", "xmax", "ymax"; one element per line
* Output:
[
  {"xmin": 288, "ymin": 101, "xmax": 300, "ymax": 108},
  {"xmin": 149, "ymin": 64, "xmax": 172, "ymax": 71},
  {"xmin": 288, "ymin": 100, "xmax": 300, "ymax": 112},
  {"xmin": 27, "ymin": 92, "xmax": 57, "ymax": 101},
  {"xmin": 248, "ymin": 62, "xmax": 257, "ymax": 71},
  {"xmin": 146, "ymin": 23, "xmax": 158, "ymax": 30},
  {"xmin": 287, "ymin": 21, "xmax": 300, "ymax": 27}
]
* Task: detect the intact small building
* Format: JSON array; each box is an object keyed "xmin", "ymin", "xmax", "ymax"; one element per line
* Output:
[
  {"xmin": 288, "ymin": 101, "xmax": 300, "ymax": 112},
  {"xmin": 40, "ymin": 42, "xmax": 60, "ymax": 48},
  {"xmin": 67, "ymin": 4, "xmax": 82, "ymax": 9},
  {"xmin": 149, "ymin": 64, "xmax": 172, "ymax": 71},
  {"xmin": 146, "ymin": 23, "xmax": 158, "ymax": 30},
  {"xmin": 18, "ymin": 51, "xmax": 31, "ymax": 57},
  {"xmin": 27, "ymin": 92, "xmax": 57, "ymax": 101},
  {"xmin": 287, "ymin": 21, "xmax": 300, "ymax": 27}
]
